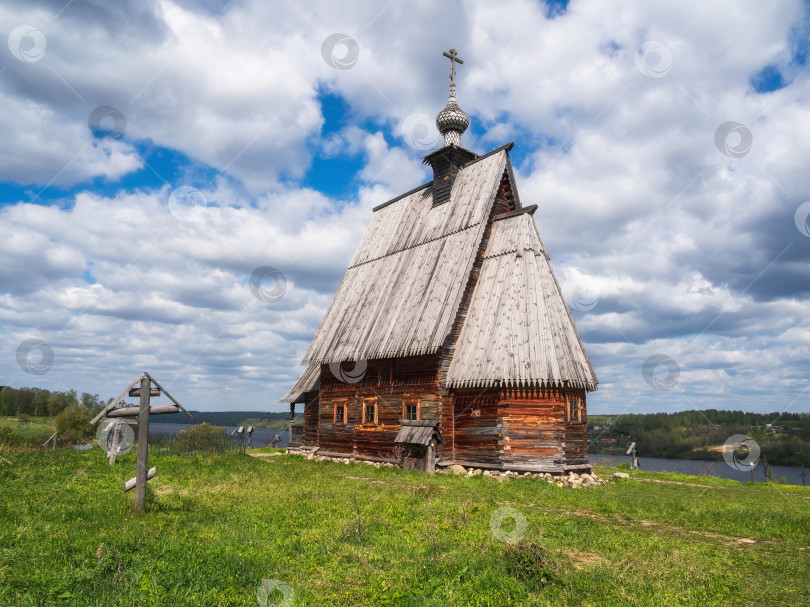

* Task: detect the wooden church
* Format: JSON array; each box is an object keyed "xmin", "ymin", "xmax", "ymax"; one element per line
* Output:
[{"xmin": 281, "ymin": 50, "xmax": 597, "ymax": 474}]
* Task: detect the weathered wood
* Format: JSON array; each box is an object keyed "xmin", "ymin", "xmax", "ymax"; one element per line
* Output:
[
  {"xmin": 124, "ymin": 466, "xmax": 156, "ymax": 492},
  {"xmin": 134, "ymin": 376, "xmax": 150, "ymax": 510},
  {"xmin": 90, "ymin": 374, "xmax": 147, "ymax": 424},
  {"xmin": 283, "ymin": 142, "xmax": 596, "ymax": 474},
  {"xmin": 143, "ymin": 372, "xmax": 192, "ymax": 418},
  {"xmin": 43, "ymin": 432, "xmax": 63, "ymax": 449},
  {"xmin": 108, "ymin": 423, "xmax": 121, "ymax": 465},
  {"xmin": 300, "ymin": 151, "xmax": 508, "ymax": 367},
  {"xmin": 106, "ymin": 405, "xmax": 180, "ymax": 418},
  {"xmin": 128, "ymin": 387, "xmax": 160, "ymax": 397}
]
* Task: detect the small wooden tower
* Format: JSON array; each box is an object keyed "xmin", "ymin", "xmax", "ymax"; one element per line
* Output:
[{"xmin": 281, "ymin": 49, "xmax": 597, "ymax": 474}]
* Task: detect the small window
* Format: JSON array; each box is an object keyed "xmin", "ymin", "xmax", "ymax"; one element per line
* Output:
[
  {"xmin": 363, "ymin": 397, "xmax": 378, "ymax": 425},
  {"xmin": 403, "ymin": 399, "xmax": 419, "ymax": 421},
  {"xmin": 334, "ymin": 400, "xmax": 347, "ymax": 424},
  {"xmin": 378, "ymin": 366, "xmax": 391, "ymax": 385},
  {"xmin": 567, "ymin": 396, "xmax": 582, "ymax": 423}
]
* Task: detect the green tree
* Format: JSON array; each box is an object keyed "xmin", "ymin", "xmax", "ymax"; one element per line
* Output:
[
  {"xmin": 55, "ymin": 404, "xmax": 94, "ymax": 441},
  {"xmin": 32, "ymin": 390, "xmax": 50, "ymax": 416},
  {"xmin": 81, "ymin": 393, "xmax": 104, "ymax": 415},
  {"xmin": 48, "ymin": 392, "xmax": 68, "ymax": 417},
  {"xmin": 13, "ymin": 389, "xmax": 35, "ymax": 416},
  {"xmin": 0, "ymin": 387, "xmax": 14, "ymax": 416}
]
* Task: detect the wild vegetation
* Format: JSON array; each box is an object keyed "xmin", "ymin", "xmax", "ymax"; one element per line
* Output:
[{"xmin": 1, "ymin": 445, "xmax": 808, "ymax": 605}]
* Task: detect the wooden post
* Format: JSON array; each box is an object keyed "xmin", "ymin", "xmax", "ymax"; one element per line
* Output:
[
  {"xmin": 134, "ymin": 376, "xmax": 151, "ymax": 511},
  {"xmin": 108, "ymin": 422, "xmax": 121, "ymax": 465}
]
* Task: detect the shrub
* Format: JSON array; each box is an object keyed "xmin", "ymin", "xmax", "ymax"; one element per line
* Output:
[
  {"xmin": 55, "ymin": 405, "xmax": 94, "ymax": 442},
  {"xmin": 175, "ymin": 422, "xmax": 225, "ymax": 452},
  {"xmin": 0, "ymin": 426, "xmax": 16, "ymax": 445},
  {"xmin": 503, "ymin": 542, "xmax": 558, "ymax": 590}
]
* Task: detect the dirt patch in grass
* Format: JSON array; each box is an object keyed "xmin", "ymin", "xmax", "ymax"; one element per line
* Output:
[{"xmin": 566, "ymin": 551, "xmax": 607, "ymax": 570}]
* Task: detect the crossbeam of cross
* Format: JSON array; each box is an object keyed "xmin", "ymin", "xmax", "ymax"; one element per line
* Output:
[{"xmin": 442, "ymin": 48, "xmax": 463, "ymax": 87}]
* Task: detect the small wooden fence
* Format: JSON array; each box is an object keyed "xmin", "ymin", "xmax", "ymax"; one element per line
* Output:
[{"xmin": 147, "ymin": 433, "xmax": 246, "ymax": 456}]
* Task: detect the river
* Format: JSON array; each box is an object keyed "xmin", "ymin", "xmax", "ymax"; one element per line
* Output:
[
  {"xmin": 148, "ymin": 422, "xmax": 289, "ymax": 447},
  {"xmin": 590, "ymin": 454, "xmax": 808, "ymax": 486}
]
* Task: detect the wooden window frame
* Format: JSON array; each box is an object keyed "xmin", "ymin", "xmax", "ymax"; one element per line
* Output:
[
  {"xmin": 403, "ymin": 398, "xmax": 420, "ymax": 421},
  {"xmin": 362, "ymin": 397, "xmax": 378, "ymax": 425},
  {"xmin": 333, "ymin": 400, "xmax": 347, "ymax": 425},
  {"xmin": 566, "ymin": 395, "xmax": 583, "ymax": 424}
]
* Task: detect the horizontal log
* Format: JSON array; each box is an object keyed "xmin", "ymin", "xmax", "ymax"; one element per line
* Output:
[
  {"xmin": 107, "ymin": 405, "xmax": 180, "ymax": 418},
  {"xmin": 129, "ymin": 387, "xmax": 161, "ymax": 397},
  {"xmin": 124, "ymin": 467, "xmax": 156, "ymax": 492}
]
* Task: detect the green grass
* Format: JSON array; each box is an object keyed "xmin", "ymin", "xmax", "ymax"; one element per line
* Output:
[
  {"xmin": 0, "ymin": 416, "xmax": 56, "ymax": 446},
  {"xmin": 1, "ymin": 447, "xmax": 808, "ymax": 606}
]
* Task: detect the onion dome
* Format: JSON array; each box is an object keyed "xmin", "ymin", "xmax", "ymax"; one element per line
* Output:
[
  {"xmin": 436, "ymin": 99, "xmax": 469, "ymax": 147},
  {"xmin": 436, "ymin": 48, "xmax": 469, "ymax": 147}
]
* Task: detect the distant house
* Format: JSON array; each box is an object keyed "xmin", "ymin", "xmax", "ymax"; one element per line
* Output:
[{"xmin": 282, "ymin": 51, "xmax": 597, "ymax": 474}]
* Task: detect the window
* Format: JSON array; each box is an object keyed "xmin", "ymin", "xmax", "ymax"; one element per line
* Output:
[
  {"xmin": 567, "ymin": 396, "xmax": 582, "ymax": 423},
  {"xmin": 403, "ymin": 399, "xmax": 420, "ymax": 421},
  {"xmin": 362, "ymin": 397, "xmax": 378, "ymax": 425},
  {"xmin": 334, "ymin": 400, "xmax": 347, "ymax": 424},
  {"xmin": 378, "ymin": 365, "xmax": 391, "ymax": 385}
]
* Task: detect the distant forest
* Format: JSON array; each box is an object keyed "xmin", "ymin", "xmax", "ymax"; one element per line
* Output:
[
  {"xmin": 588, "ymin": 410, "xmax": 810, "ymax": 467},
  {"xmin": 0, "ymin": 385, "xmax": 107, "ymax": 417},
  {"xmin": 0, "ymin": 384, "xmax": 297, "ymax": 429}
]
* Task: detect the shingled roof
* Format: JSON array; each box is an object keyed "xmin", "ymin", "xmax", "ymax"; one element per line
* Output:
[
  {"xmin": 446, "ymin": 212, "xmax": 597, "ymax": 391},
  {"xmin": 279, "ymin": 363, "xmax": 319, "ymax": 404},
  {"xmin": 300, "ymin": 148, "xmax": 508, "ymax": 366},
  {"xmin": 282, "ymin": 143, "xmax": 597, "ymax": 403}
]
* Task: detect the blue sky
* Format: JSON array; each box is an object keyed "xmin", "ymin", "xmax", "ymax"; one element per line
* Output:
[{"xmin": 1, "ymin": 0, "xmax": 809, "ymax": 414}]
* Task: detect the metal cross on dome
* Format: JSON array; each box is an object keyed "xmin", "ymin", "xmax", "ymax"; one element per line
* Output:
[{"xmin": 443, "ymin": 48, "xmax": 463, "ymax": 90}]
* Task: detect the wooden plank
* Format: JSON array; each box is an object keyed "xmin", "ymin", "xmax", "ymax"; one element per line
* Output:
[
  {"xmin": 89, "ymin": 373, "xmax": 147, "ymax": 424},
  {"xmin": 106, "ymin": 405, "xmax": 179, "ymax": 418},
  {"xmin": 124, "ymin": 466, "xmax": 156, "ymax": 492},
  {"xmin": 129, "ymin": 387, "xmax": 160, "ymax": 397},
  {"xmin": 143, "ymin": 373, "xmax": 192, "ymax": 418},
  {"xmin": 134, "ymin": 376, "xmax": 150, "ymax": 510}
]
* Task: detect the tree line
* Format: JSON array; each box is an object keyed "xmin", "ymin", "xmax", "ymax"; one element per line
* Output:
[
  {"xmin": 588, "ymin": 409, "xmax": 810, "ymax": 466},
  {"xmin": 0, "ymin": 385, "xmax": 112, "ymax": 443},
  {"xmin": 0, "ymin": 385, "xmax": 109, "ymax": 418}
]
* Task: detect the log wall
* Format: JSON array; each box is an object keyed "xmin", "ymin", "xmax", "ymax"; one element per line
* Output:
[
  {"xmin": 438, "ymin": 387, "xmax": 589, "ymax": 471},
  {"xmin": 301, "ymin": 390, "xmax": 319, "ymax": 446},
  {"xmin": 310, "ymin": 361, "xmax": 589, "ymax": 470},
  {"xmin": 315, "ymin": 354, "xmax": 443, "ymax": 460}
]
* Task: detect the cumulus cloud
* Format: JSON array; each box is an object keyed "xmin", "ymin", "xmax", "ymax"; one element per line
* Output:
[{"xmin": 0, "ymin": 0, "xmax": 808, "ymax": 413}]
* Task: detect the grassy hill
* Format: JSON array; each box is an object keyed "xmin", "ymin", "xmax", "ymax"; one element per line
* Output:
[
  {"xmin": 1, "ymin": 447, "xmax": 808, "ymax": 606},
  {"xmin": 0, "ymin": 416, "xmax": 55, "ymax": 446}
]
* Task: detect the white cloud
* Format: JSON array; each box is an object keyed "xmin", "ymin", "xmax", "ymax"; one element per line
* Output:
[{"xmin": 0, "ymin": 0, "xmax": 808, "ymax": 413}]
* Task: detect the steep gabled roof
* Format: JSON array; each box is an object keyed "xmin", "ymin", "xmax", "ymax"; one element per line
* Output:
[
  {"xmin": 283, "ymin": 143, "xmax": 597, "ymax": 402},
  {"xmin": 301, "ymin": 149, "xmax": 509, "ymax": 366},
  {"xmin": 446, "ymin": 212, "xmax": 598, "ymax": 391},
  {"xmin": 279, "ymin": 363, "xmax": 319, "ymax": 403}
]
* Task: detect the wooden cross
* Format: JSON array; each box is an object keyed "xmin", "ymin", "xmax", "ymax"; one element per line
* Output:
[
  {"xmin": 442, "ymin": 48, "xmax": 463, "ymax": 87},
  {"xmin": 91, "ymin": 372, "xmax": 191, "ymax": 511}
]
